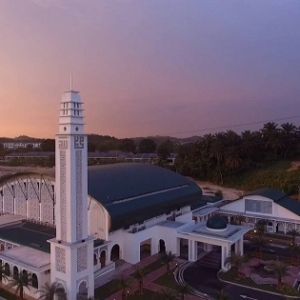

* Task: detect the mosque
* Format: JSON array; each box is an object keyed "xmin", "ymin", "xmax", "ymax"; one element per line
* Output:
[{"xmin": 0, "ymin": 87, "xmax": 250, "ymax": 299}]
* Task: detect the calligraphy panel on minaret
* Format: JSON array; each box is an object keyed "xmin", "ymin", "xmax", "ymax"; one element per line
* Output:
[
  {"xmin": 75, "ymin": 149, "xmax": 83, "ymax": 241},
  {"xmin": 60, "ymin": 150, "xmax": 67, "ymax": 241}
]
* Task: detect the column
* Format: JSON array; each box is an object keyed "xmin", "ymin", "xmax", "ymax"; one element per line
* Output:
[
  {"xmin": 239, "ymin": 238, "xmax": 244, "ymax": 255},
  {"xmin": 284, "ymin": 223, "xmax": 287, "ymax": 234},
  {"xmin": 176, "ymin": 238, "xmax": 181, "ymax": 257},
  {"xmin": 221, "ymin": 245, "xmax": 229, "ymax": 270},
  {"xmin": 188, "ymin": 240, "xmax": 196, "ymax": 262},
  {"xmin": 235, "ymin": 240, "xmax": 239, "ymax": 254}
]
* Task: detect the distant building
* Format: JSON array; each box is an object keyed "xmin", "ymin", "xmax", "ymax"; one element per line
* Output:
[{"xmin": 2, "ymin": 141, "xmax": 41, "ymax": 149}]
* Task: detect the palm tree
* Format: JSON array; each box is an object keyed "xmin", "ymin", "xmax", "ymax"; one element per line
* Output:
[
  {"xmin": 213, "ymin": 289, "xmax": 231, "ymax": 300},
  {"xmin": 38, "ymin": 282, "xmax": 67, "ymax": 300},
  {"xmin": 0, "ymin": 262, "xmax": 8, "ymax": 284},
  {"xmin": 272, "ymin": 260, "xmax": 289, "ymax": 290},
  {"xmin": 289, "ymin": 244, "xmax": 300, "ymax": 266},
  {"xmin": 288, "ymin": 228, "xmax": 299, "ymax": 246},
  {"xmin": 159, "ymin": 288, "xmax": 178, "ymax": 300},
  {"xmin": 251, "ymin": 238, "xmax": 266, "ymax": 259},
  {"xmin": 161, "ymin": 251, "xmax": 176, "ymax": 273},
  {"xmin": 255, "ymin": 219, "xmax": 268, "ymax": 240},
  {"xmin": 235, "ymin": 215, "xmax": 246, "ymax": 225},
  {"xmin": 224, "ymin": 252, "xmax": 247, "ymax": 277},
  {"xmin": 116, "ymin": 275, "xmax": 131, "ymax": 300},
  {"xmin": 8, "ymin": 271, "xmax": 31, "ymax": 300},
  {"xmin": 132, "ymin": 266, "xmax": 146, "ymax": 295},
  {"xmin": 176, "ymin": 283, "xmax": 191, "ymax": 300}
]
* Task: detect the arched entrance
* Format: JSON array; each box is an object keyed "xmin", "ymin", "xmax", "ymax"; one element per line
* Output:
[
  {"xmin": 140, "ymin": 238, "xmax": 151, "ymax": 260},
  {"xmin": 110, "ymin": 244, "xmax": 120, "ymax": 261},
  {"xmin": 93, "ymin": 253, "xmax": 98, "ymax": 266},
  {"xmin": 0, "ymin": 244, "xmax": 4, "ymax": 252},
  {"xmin": 100, "ymin": 250, "xmax": 106, "ymax": 267},
  {"xmin": 77, "ymin": 281, "xmax": 88, "ymax": 300},
  {"xmin": 159, "ymin": 239, "xmax": 166, "ymax": 253},
  {"xmin": 13, "ymin": 266, "xmax": 18, "ymax": 279},
  {"xmin": 56, "ymin": 283, "xmax": 66, "ymax": 300}
]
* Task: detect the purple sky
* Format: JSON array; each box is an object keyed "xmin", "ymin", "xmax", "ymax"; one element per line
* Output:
[{"xmin": 0, "ymin": 0, "xmax": 299, "ymax": 139}]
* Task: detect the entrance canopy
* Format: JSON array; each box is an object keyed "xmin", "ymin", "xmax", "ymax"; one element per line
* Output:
[{"xmin": 177, "ymin": 216, "xmax": 250, "ymax": 270}]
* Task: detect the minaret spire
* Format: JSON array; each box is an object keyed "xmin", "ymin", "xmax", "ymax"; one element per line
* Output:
[
  {"xmin": 49, "ymin": 85, "xmax": 94, "ymax": 299},
  {"xmin": 69, "ymin": 74, "xmax": 73, "ymax": 91}
]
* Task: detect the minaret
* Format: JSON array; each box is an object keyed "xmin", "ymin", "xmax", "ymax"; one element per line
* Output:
[{"xmin": 49, "ymin": 85, "xmax": 94, "ymax": 299}]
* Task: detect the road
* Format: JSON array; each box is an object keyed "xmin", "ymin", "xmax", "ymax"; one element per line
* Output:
[{"xmin": 183, "ymin": 265, "xmax": 293, "ymax": 300}]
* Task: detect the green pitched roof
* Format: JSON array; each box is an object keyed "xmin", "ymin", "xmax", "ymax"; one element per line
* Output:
[
  {"xmin": 0, "ymin": 222, "xmax": 55, "ymax": 253},
  {"xmin": 87, "ymin": 163, "xmax": 202, "ymax": 231},
  {"xmin": 245, "ymin": 188, "xmax": 300, "ymax": 216}
]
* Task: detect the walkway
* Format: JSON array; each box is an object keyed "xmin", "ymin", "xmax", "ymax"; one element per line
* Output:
[{"xmin": 105, "ymin": 254, "xmax": 205, "ymax": 300}]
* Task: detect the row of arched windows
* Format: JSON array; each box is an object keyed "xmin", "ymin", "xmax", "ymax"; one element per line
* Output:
[{"xmin": 0, "ymin": 260, "xmax": 38, "ymax": 289}]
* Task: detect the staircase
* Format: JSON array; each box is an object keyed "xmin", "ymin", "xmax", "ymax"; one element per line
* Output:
[{"xmin": 196, "ymin": 251, "xmax": 221, "ymax": 269}]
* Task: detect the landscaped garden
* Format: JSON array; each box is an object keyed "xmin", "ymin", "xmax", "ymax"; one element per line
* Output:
[{"xmin": 220, "ymin": 219, "xmax": 300, "ymax": 298}]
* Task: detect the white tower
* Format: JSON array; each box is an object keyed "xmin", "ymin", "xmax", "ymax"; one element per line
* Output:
[{"xmin": 49, "ymin": 86, "xmax": 94, "ymax": 299}]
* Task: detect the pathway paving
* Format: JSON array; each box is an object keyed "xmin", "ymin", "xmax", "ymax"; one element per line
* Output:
[{"xmin": 104, "ymin": 255, "xmax": 205, "ymax": 300}]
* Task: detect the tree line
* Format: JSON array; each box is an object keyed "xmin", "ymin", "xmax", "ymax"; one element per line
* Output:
[
  {"xmin": 175, "ymin": 122, "xmax": 300, "ymax": 191},
  {"xmin": 0, "ymin": 136, "xmax": 177, "ymax": 159}
]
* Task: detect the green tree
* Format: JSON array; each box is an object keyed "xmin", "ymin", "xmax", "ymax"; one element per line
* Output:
[
  {"xmin": 119, "ymin": 138, "xmax": 136, "ymax": 153},
  {"xmin": 255, "ymin": 219, "xmax": 268, "ymax": 240},
  {"xmin": 235, "ymin": 215, "xmax": 246, "ymax": 225},
  {"xmin": 225, "ymin": 252, "xmax": 248, "ymax": 277},
  {"xmin": 157, "ymin": 140, "xmax": 174, "ymax": 160},
  {"xmin": 288, "ymin": 229, "xmax": 299, "ymax": 246},
  {"xmin": 272, "ymin": 260, "xmax": 289, "ymax": 290},
  {"xmin": 132, "ymin": 266, "xmax": 146, "ymax": 295},
  {"xmin": 176, "ymin": 283, "xmax": 191, "ymax": 300},
  {"xmin": 159, "ymin": 288, "xmax": 178, "ymax": 300},
  {"xmin": 213, "ymin": 289, "xmax": 231, "ymax": 300},
  {"xmin": 251, "ymin": 238, "xmax": 267, "ymax": 259},
  {"xmin": 290, "ymin": 244, "xmax": 300, "ymax": 266},
  {"xmin": 8, "ymin": 271, "xmax": 31, "ymax": 300},
  {"xmin": 138, "ymin": 138, "xmax": 157, "ymax": 153},
  {"xmin": 0, "ymin": 261, "xmax": 8, "ymax": 285},
  {"xmin": 38, "ymin": 282, "xmax": 67, "ymax": 300},
  {"xmin": 161, "ymin": 251, "xmax": 176, "ymax": 274},
  {"xmin": 40, "ymin": 139, "xmax": 55, "ymax": 152},
  {"xmin": 116, "ymin": 275, "xmax": 131, "ymax": 300}
]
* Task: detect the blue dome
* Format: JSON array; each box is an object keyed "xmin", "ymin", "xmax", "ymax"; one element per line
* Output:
[{"xmin": 206, "ymin": 215, "xmax": 227, "ymax": 230}]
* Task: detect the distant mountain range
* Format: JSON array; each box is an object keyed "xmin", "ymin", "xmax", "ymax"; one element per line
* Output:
[{"xmin": 0, "ymin": 134, "xmax": 203, "ymax": 145}]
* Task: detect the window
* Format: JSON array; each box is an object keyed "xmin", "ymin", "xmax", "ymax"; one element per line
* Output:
[
  {"xmin": 5, "ymin": 263, "xmax": 10, "ymax": 276},
  {"xmin": 13, "ymin": 266, "xmax": 18, "ymax": 279},
  {"xmin": 245, "ymin": 199, "xmax": 272, "ymax": 214},
  {"xmin": 32, "ymin": 273, "xmax": 38, "ymax": 289}
]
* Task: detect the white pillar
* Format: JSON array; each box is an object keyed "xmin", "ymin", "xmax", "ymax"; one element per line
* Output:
[
  {"xmin": 235, "ymin": 241, "xmax": 239, "ymax": 254},
  {"xmin": 176, "ymin": 238, "xmax": 181, "ymax": 257},
  {"xmin": 188, "ymin": 240, "xmax": 196, "ymax": 262},
  {"xmin": 239, "ymin": 238, "xmax": 244, "ymax": 255},
  {"xmin": 221, "ymin": 246, "xmax": 229, "ymax": 270}
]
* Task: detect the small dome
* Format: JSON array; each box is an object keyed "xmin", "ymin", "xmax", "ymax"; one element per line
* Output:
[{"xmin": 206, "ymin": 215, "xmax": 227, "ymax": 230}]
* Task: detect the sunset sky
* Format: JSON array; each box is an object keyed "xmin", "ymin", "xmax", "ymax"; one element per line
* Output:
[{"xmin": 0, "ymin": 0, "xmax": 299, "ymax": 139}]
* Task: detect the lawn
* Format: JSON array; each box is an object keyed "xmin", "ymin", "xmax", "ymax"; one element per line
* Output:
[
  {"xmin": 219, "ymin": 268, "xmax": 300, "ymax": 297},
  {"xmin": 130, "ymin": 257, "xmax": 165, "ymax": 277},
  {"xmin": 153, "ymin": 271, "xmax": 178, "ymax": 290},
  {"xmin": 128, "ymin": 289, "xmax": 162, "ymax": 300},
  {"xmin": 0, "ymin": 289, "xmax": 17, "ymax": 300},
  {"xmin": 94, "ymin": 279, "xmax": 121, "ymax": 300}
]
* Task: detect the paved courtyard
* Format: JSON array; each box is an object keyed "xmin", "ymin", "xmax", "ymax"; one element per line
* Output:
[{"xmin": 97, "ymin": 254, "xmax": 205, "ymax": 300}]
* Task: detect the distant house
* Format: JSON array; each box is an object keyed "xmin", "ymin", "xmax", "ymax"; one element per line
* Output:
[
  {"xmin": 216, "ymin": 188, "xmax": 300, "ymax": 233},
  {"xmin": 2, "ymin": 141, "xmax": 41, "ymax": 149}
]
